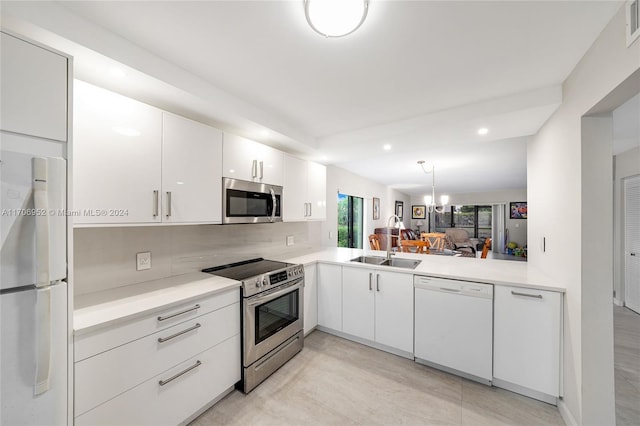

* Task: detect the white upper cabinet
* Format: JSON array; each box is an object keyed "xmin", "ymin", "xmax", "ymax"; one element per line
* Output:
[
  {"xmin": 74, "ymin": 82, "xmax": 223, "ymax": 225},
  {"xmin": 283, "ymin": 154, "xmax": 326, "ymax": 222},
  {"xmin": 0, "ymin": 32, "xmax": 68, "ymax": 142},
  {"xmin": 222, "ymin": 133, "xmax": 283, "ymax": 186},
  {"xmin": 306, "ymin": 160, "xmax": 326, "ymax": 220},
  {"xmin": 74, "ymin": 81, "xmax": 163, "ymax": 225},
  {"xmin": 162, "ymin": 113, "xmax": 222, "ymax": 224}
]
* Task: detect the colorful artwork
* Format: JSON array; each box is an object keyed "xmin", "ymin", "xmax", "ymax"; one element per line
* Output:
[{"xmin": 510, "ymin": 202, "xmax": 527, "ymax": 219}]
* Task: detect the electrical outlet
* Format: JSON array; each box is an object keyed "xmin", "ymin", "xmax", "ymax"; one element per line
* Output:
[
  {"xmin": 136, "ymin": 251, "xmax": 151, "ymax": 271},
  {"xmin": 286, "ymin": 235, "xmax": 294, "ymax": 246}
]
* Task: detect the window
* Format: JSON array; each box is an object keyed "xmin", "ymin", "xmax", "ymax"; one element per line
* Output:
[
  {"xmin": 337, "ymin": 193, "xmax": 363, "ymax": 248},
  {"xmin": 428, "ymin": 205, "xmax": 492, "ymax": 239}
]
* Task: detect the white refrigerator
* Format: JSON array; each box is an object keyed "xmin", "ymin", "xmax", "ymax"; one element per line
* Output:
[{"xmin": 1, "ymin": 146, "xmax": 68, "ymax": 425}]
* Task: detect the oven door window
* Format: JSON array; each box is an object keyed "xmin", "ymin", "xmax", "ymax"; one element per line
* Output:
[{"xmin": 255, "ymin": 289, "xmax": 299, "ymax": 344}]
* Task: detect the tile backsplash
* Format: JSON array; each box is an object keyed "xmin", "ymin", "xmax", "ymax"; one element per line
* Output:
[{"xmin": 74, "ymin": 221, "xmax": 322, "ymax": 296}]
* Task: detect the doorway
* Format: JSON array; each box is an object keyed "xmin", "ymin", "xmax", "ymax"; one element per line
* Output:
[
  {"xmin": 624, "ymin": 175, "xmax": 640, "ymax": 314},
  {"xmin": 337, "ymin": 193, "xmax": 363, "ymax": 249}
]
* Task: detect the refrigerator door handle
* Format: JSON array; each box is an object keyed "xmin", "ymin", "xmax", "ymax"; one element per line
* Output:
[
  {"xmin": 33, "ymin": 158, "xmax": 50, "ymax": 288},
  {"xmin": 32, "ymin": 158, "xmax": 52, "ymax": 395},
  {"xmin": 34, "ymin": 287, "xmax": 52, "ymax": 395}
]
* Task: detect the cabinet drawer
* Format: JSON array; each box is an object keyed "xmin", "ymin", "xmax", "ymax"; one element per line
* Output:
[
  {"xmin": 75, "ymin": 334, "xmax": 241, "ymax": 426},
  {"xmin": 75, "ymin": 302, "xmax": 240, "ymax": 416},
  {"xmin": 75, "ymin": 288, "xmax": 239, "ymax": 361}
]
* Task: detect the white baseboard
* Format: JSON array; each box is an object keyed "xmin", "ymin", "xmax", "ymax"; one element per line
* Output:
[{"xmin": 558, "ymin": 399, "xmax": 578, "ymax": 426}]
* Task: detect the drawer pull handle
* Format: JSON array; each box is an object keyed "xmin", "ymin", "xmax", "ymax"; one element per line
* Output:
[
  {"xmin": 158, "ymin": 360, "xmax": 202, "ymax": 386},
  {"xmin": 440, "ymin": 287, "xmax": 461, "ymax": 292},
  {"xmin": 157, "ymin": 304, "xmax": 200, "ymax": 322},
  {"xmin": 511, "ymin": 290, "xmax": 543, "ymax": 299},
  {"xmin": 157, "ymin": 323, "xmax": 201, "ymax": 343}
]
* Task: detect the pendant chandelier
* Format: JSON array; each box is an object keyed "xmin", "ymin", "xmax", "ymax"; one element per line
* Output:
[{"xmin": 418, "ymin": 161, "xmax": 449, "ymax": 214}]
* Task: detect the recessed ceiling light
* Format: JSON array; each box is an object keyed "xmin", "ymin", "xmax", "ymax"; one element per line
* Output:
[
  {"xmin": 109, "ymin": 67, "xmax": 126, "ymax": 78},
  {"xmin": 383, "ymin": 144, "xmax": 392, "ymax": 151},
  {"xmin": 477, "ymin": 127, "xmax": 489, "ymax": 135}
]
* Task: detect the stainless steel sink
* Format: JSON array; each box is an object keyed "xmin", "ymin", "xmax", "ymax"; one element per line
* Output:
[
  {"xmin": 380, "ymin": 258, "xmax": 422, "ymax": 269},
  {"xmin": 350, "ymin": 255, "xmax": 387, "ymax": 265},
  {"xmin": 350, "ymin": 256, "xmax": 421, "ymax": 270}
]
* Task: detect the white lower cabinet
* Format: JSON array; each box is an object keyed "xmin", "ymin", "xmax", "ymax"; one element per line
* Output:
[
  {"xmin": 75, "ymin": 334, "xmax": 240, "ymax": 426},
  {"xmin": 341, "ymin": 266, "xmax": 413, "ymax": 354},
  {"xmin": 303, "ymin": 263, "xmax": 318, "ymax": 334},
  {"xmin": 317, "ymin": 263, "xmax": 342, "ymax": 331},
  {"xmin": 493, "ymin": 285, "xmax": 562, "ymax": 401},
  {"xmin": 74, "ymin": 289, "xmax": 241, "ymax": 425}
]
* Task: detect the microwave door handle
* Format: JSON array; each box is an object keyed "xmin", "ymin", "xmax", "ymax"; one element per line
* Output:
[{"xmin": 269, "ymin": 188, "xmax": 276, "ymax": 223}]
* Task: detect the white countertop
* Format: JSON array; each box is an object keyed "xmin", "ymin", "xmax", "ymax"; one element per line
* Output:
[
  {"xmin": 74, "ymin": 272, "xmax": 241, "ymax": 334},
  {"xmin": 279, "ymin": 247, "xmax": 564, "ymax": 292},
  {"xmin": 74, "ymin": 247, "xmax": 563, "ymax": 334}
]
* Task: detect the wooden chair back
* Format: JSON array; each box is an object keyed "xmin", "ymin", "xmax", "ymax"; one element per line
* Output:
[
  {"xmin": 399, "ymin": 239, "xmax": 429, "ymax": 254},
  {"xmin": 420, "ymin": 232, "xmax": 446, "ymax": 251},
  {"xmin": 369, "ymin": 234, "xmax": 381, "ymax": 251},
  {"xmin": 481, "ymin": 238, "xmax": 492, "ymax": 259}
]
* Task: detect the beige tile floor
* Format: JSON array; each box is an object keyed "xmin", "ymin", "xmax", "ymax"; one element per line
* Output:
[
  {"xmin": 191, "ymin": 331, "xmax": 563, "ymax": 426},
  {"xmin": 614, "ymin": 305, "xmax": 640, "ymax": 426}
]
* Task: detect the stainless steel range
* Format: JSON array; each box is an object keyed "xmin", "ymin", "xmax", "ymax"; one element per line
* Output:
[{"xmin": 203, "ymin": 258, "xmax": 304, "ymax": 393}]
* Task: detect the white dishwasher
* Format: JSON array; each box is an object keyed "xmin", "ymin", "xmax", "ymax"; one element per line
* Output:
[{"xmin": 414, "ymin": 275, "xmax": 493, "ymax": 384}]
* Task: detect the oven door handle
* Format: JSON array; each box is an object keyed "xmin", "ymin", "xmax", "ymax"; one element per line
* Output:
[{"xmin": 246, "ymin": 279, "xmax": 304, "ymax": 307}]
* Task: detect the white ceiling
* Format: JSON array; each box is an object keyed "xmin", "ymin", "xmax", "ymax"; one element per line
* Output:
[{"xmin": 5, "ymin": 1, "xmax": 626, "ymax": 196}]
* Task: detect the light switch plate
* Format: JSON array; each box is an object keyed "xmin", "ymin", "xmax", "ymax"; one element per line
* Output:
[
  {"xmin": 286, "ymin": 235, "xmax": 294, "ymax": 246},
  {"xmin": 136, "ymin": 251, "xmax": 151, "ymax": 271}
]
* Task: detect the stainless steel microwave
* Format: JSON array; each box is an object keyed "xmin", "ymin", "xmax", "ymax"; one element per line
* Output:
[{"xmin": 223, "ymin": 177, "xmax": 282, "ymax": 224}]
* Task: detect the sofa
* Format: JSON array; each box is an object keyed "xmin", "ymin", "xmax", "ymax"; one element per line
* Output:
[
  {"xmin": 444, "ymin": 228, "xmax": 480, "ymax": 254},
  {"xmin": 374, "ymin": 228, "xmax": 419, "ymax": 248}
]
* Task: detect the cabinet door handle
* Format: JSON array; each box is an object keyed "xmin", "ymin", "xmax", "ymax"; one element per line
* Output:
[
  {"xmin": 308, "ymin": 203, "xmax": 312, "ymax": 217},
  {"xmin": 631, "ymin": 253, "xmax": 637, "ymax": 256},
  {"xmin": 376, "ymin": 274, "xmax": 380, "ymax": 292},
  {"xmin": 158, "ymin": 360, "xmax": 201, "ymax": 386},
  {"xmin": 440, "ymin": 287, "xmax": 461, "ymax": 293},
  {"xmin": 511, "ymin": 290, "xmax": 543, "ymax": 299},
  {"xmin": 252, "ymin": 160, "xmax": 258, "ymax": 178},
  {"xmin": 259, "ymin": 161, "xmax": 264, "ymax": 179},
  {"xmin": 157, "ymin": 323, "xmax": 201, "ymax": 343},
  {"xmin": 166, "ymin": 191, "xmax": 172, "ymax": 217},
  {"xmin": 157, "ymin": 304, "xmax": 200, "ymax": 322},
  {"xmin": 153, "ymin": 190, "xmax": 159, "ymax": 217},
  {"xmin": 369, "ymin": 273, "xmax": 373, "ymax": 291}
]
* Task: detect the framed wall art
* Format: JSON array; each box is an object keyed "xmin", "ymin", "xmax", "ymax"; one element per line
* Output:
[
  {"xmin": 509, "ymin": 202, "xmax": 527, "ymax": 219},
  {"xmin": 412, "ymin": 205, "xmax": 426, "ymax": 219},
  {"xmin": 372, "ymin": 197, "xmax": 380, "ymax": 220},
  {"xmin": 395, "ymin": 201, "xmax": 404, "ymax": 221}
]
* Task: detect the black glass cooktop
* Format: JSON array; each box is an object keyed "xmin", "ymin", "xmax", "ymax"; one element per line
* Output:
[{"xmin": 202, "ymin": 258, "xmax": 292, "ymax": 281}]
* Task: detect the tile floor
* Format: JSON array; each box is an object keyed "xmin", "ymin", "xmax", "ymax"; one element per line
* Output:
[
  {"xmin": 191, "ymin": 331, "xmax": 563, "ymax": 426},
  {"xmin": 614, "ymin": 305, "xmax": 640, "ymax": 426}
]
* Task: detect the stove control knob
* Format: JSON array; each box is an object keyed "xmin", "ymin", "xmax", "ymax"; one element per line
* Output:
[
  {"xmin": 256, "ymin": 278, "xmax": 262, "ymax": 288},
  {"xmin": 262, "ymin": 279, "xmax": 268, "ymax": 287}
]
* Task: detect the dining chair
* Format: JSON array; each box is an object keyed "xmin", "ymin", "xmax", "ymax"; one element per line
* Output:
[
  {"xmin": 399, "ymin": 239, "xmax": 429, "ymax": 254},
  {"xmin": 369, "ymin": 234, "xmax": 381, "ymax": 250},
  {"xmin": 481, "ymin": 238, "xmax": 492, "ymax": 259},
  {"xmin": 420, "ymin": 232, "xmax": 446, "ymax": 251}
]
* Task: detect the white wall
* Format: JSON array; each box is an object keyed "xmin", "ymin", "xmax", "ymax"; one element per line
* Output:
[
  {"xmin": 322, "ymin": 165, "xmax": 410, "ymax": 248},
  {"xmin": 614, "ymin": 147, "xmax": 640, "ymax": 304},
  {"xmin": 527, "ymin": 5, "xmax": 640, "ymax": 425}
]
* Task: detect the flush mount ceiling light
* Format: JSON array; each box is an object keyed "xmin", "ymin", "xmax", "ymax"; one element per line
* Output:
[
  {"xmin": 304, "ymin": 0, "xmax": 369, "ymax": 38},
  {"xmin": 477, "ymin": 127, "xmax": 489, "ymax": 135}
]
